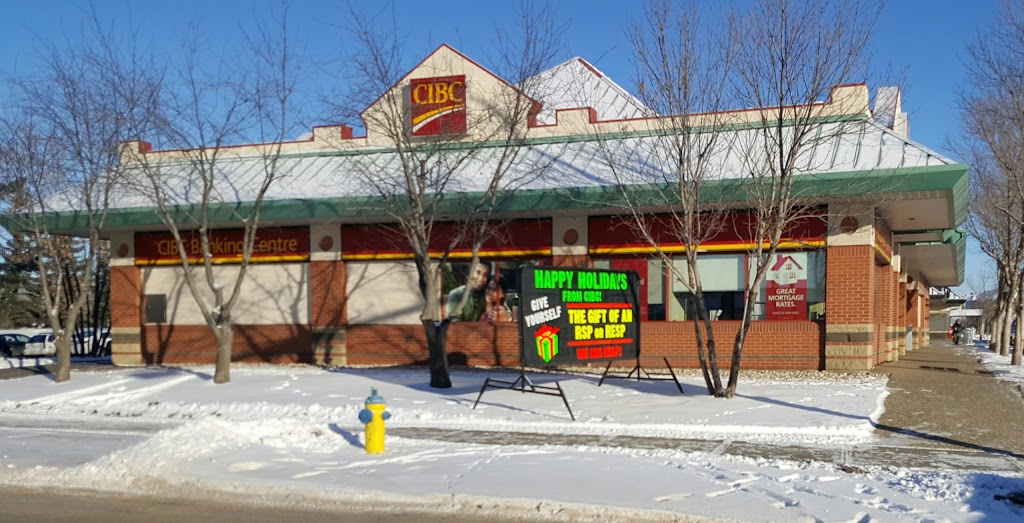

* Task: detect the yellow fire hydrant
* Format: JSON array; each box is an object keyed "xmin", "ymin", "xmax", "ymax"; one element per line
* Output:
[{"xmin": 357, "ymin": 387, "xmax": 391, "ymax": 454}]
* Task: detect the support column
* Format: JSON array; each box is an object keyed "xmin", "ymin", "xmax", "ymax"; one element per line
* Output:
[
  {"xmin": 897, "ymin": 272, "xmax": 908, "ymax": 355},
  {"xmin": 922, "ymin": 291, "xmax": 931, "ymax": 347},
  {"xmin": 874, "ymin": 263, "xmax": 887, "ymax": 364},
  {"xmin": 310, "ymin": 225, "xmax": 346, "ymax": 366},
  {"xmin": 908, "ymin": 281, "xmax": 922, "ymax": 350},
  {"xmin": 110, "ymin": 233, "xmax": 143, "ymax": 366},
  {"xmin": 552, "ymin": 215, "xmax": 590, "ymax": 268},
  {"xmin": 824, "ymin": 205, "xmax": 878, "ymax": 371},
  {"xmin": 825, "ymin": 244, "xmax": 876, "ymax": 370},
  {"xmin": 886, "ymin": 263, "xmax": 900, "ymax": 361}
]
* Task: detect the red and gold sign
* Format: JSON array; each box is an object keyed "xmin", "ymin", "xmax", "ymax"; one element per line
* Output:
[
  {"xmin": 410, "ymin": 75, "xmax": 466, "ymax": 136},
  {"xmin": 134, "ymin": 227, "xmax": 310, "ymax": 266},
  {"xmin": 765, "ymin": 253, "xmax": 808, "ymax": 321}
]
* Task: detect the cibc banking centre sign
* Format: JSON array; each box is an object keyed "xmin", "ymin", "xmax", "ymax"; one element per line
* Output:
[
  {"xmin": 518, "ymin": 266, "xmax": 641, "ymax": 368},
  {"xmin": 409, "ymin": 75, "xmax": 466, "ymax": 137}
]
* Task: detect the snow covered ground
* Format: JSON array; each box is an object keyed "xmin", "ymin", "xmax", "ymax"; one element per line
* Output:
[{"xmin": 0, "ymin": 347, "xmax": 1021, "ymax": 522}]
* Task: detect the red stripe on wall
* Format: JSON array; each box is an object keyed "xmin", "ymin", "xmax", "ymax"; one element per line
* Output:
[{"xmin": 342, "ymin": 219, "xmax": 552, "ymax": 259}]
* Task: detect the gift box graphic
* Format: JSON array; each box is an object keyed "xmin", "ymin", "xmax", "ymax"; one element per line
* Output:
[{"xmin": 534, "ymin": 325, "xmax": 560, "ymax": 363}]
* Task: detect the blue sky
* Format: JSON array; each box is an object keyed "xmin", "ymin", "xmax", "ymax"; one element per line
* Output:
[{"xmin": 0, "ymin": 0, "xmax": 999, "ymax": 292}]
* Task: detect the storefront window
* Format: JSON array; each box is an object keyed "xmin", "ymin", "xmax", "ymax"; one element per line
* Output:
[
  {"xmin": 647, "ymin": 258, "xmax": 665, "ymax": 320},
  {"xmin": 670, "ymin": 254, "xmax": 746, "ymax": 321},
  {"xmin": 752, "ymin": 250, "xmax": 826, "ymax": 321},
  {"xmin": 660, "ymin": 250, "xmax": 825, "ymax": 322},
  {"xmin": 442, "ymin": 259, "xmax": 545, "ymax": 323}
]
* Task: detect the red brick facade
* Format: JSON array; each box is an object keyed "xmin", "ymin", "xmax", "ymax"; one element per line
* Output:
[
  {"xmin": 310, "ymin": 260, "xmax": 347, "ymax": 365},
  {"xmin": 111, "ymin": 217, "xmax": 920, "ymax": 372},
  {"xmin": 110, "ymin": 265, "xmax": 141, "ymax": 328},
  {"xmin": 347, "ymin": 320, "xmax": 823, "ymax": 370},
  {"xmin": 140, "ymin": 324, "xmax": 313, "ymax": 364},
  {"xmin": 824, "ymin": 245, "xmax": 876, "ymax": 370}
]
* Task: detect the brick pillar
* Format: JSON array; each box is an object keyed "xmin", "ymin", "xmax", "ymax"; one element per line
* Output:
[
  {"xmin": 552, "ymin": 216, "xmax": 588, "ymax": 268},
  {"xmin": 311, "ymin": 226, "xmax": 345, "ymax": 365},
  {"xmin": 825, "ymin": 245, "xmax": 876, "ymax": 370},
  {"xmin": 909, "ymin": 289, "xmax": 922, "ymax": 350},
  {"xmin": 922, "ymin": 292, "xmax": 931, "ymax": 347},
  {"xmin": 886, "ymin": 268, "xmax": 899, "ymax": 361},
  {"xmin": 874, "ymin": 263, "xmax": 887, "ymax": 365},
  {"xmin": 552, "ymin": 254, "xmax": 590, "ymax": 267},
  {"xmin": 898, "ymin": 279, "xmax": 908, "ymax": 354},
  {"xmin": 110, "ymin": 264, "xmax": 143, "ymax": 366}
]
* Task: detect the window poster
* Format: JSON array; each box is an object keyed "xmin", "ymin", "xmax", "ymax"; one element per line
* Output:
[
  {"xmin": 765, "ymin": 253, "xmax": 808, "ymax": 320},
  {"xmin": 518, "ymin": 266, "xmax": 640, "ymax": 367}
]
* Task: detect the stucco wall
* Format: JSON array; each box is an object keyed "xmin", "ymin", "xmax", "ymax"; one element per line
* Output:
[
  {"xmin": 142, "ymin": 264, "xmax": 309, "ymax": 325},
  {"xmin": 346, "ymin": 261, "xmax": 424, "ymax": 325}
]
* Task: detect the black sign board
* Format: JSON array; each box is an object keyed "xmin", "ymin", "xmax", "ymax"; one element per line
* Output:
[{"xmin": 518, "ymin": 266, "xmax": 641, "ymax": 367}]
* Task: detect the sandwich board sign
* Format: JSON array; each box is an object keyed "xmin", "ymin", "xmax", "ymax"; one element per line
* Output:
[{"xmin": 518, "ymin": 266, "xmax": 640, "ymax": 367}]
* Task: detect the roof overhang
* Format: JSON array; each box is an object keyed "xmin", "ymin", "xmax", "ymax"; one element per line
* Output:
[
  {"xmin": 897, "ymin": 229, "xmax": 966, "ymax": 287},
  {"xmin": 0, "ymin": 163, "xmax": 969, "ymax": 290}
]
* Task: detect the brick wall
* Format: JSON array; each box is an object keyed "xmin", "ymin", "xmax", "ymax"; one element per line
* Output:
[
  {"xmin": 110, "ymin": 265, "xmax": 142, "ymax": 365},
  {"xmin": 824, "ymin": 245, "xmax": 876, "ymax": 370},
  {"xmin": 898, "ymin": 280, "xmax": 908, "ymax": 354},
  {"xmin": 346, "ymin": 320, "xmax": 822, "ymax": 370},
  {"xmin": 310, "ymin": 260, "xmax": 346, "ymax": 325},
  {"xmin": 909, "ymin": 290, "xmax": 921, "ymax": 349},
  {"xmin": 110, "ymin": 266, "xmax": 141, "ymax": 328},
  {"xmin": 140, "ymin": 324, "xmax": 313, "ymax": 364},
  {"xmin": 874, "ymin": 264, "xmax": 886, "ymax": 365},
  {"xmin": 551, "ymin": 254, "xmax": 590, "ymax": 268},
  {"xmin": 310, "ymin": 260, "xmax": 347, "ymax": 365}
]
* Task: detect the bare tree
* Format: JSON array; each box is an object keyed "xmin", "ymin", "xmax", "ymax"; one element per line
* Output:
[
  {"xmin": 0, "ymin": 16, "xmax": 160, "ymax": 381},
  {"xmin": 331, "ymin": 3, "xmax": 563, "ymax": 388},
  {"xmin": 724, "ymin": 0, "xmax": 882, "ymax": 396},
  {"xmin": 599, "ymin": 0, "xmax": 880, "ymax": 397},
  {"xmin": 595, "ymin": 0, "xmax": 737, "ymax": 395},
  {"xmin": 957, "ymin": 0, "xmax": 1024, "ymax": 362},
  {"xmin": 122, "ymin": 8, "xmax": 302, "ymax": 384}
]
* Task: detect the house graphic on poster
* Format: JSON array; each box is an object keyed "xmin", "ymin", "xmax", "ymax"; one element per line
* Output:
[{"xmin": 769, "ymin": 255, "xmax": 805, "ymax": 286}]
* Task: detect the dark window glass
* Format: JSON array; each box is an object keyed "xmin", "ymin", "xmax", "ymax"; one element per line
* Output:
[{"xmin": 145, "ymin": 295, "xmax": 167, "ymax": 324}]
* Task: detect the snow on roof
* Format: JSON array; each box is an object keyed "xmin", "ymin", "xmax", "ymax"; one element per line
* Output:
[
  {"xmin": 526, "ymin": 57, "xmax": 651, "ymax": 125},
  {"xmin": 98, "ymin": 117, "xmax": 955, "ymax": 212}
]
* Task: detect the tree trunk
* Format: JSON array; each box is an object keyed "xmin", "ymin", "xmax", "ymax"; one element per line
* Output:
[
  {"xmin": 213, "ymin": 324, "xmax": 233, "ymax": 384},
  {"xmin": 691, "ymin": 306, "xmax": 723, "ymax": 395},
  {"xmin": 1015, "ymin": 277, "xmax": 1024, "ymax": 365},
  {"xmin": 424, "ymin": 320, "xmax": 452, "ymax": 388},
  {"xmin": 1001, "ymin": 277, "xmax": 1017, "ymax": 357},
  {"xmin": 725, "ymin": 314, "xmax": 752, "ymax": 398},
  {"xmin": 992, "ymin": 306, "xmax": 1004, "ymax": 353},
  {"xmin": 726, "ymin": 285, "xmax": 761, "ymax": 398},
  {"xmin": 53, "ymin": 337, "xmax": 72, "ymax": 383}
]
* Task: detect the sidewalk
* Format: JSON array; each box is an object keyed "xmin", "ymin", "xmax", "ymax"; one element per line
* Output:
[{"xmin": 383, "ymin": 339, "xmax": 1024, "ymax": 474}]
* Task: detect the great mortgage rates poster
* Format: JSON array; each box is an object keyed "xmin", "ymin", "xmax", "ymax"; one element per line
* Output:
[{"xmin": 518, "ymin": 266, "xmax": 640, "ymax": 367}]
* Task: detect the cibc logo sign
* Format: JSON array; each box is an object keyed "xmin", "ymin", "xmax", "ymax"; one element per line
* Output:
[{"xmin": 409, "ymin": 75, "xmax": 466, "ymax": 136}]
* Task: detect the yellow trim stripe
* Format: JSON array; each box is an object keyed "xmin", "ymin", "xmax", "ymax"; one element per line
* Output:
[
  {"xmin": 342, "ymin": 248, "xmax": 551, "ymax": 261},
  {"xmin": 136, "ymin": 254, "xmax": 310, "ymax": 266},
  {"xmin": 874, "ymin": 243, "xmax": 892, "ymax": 264},
  {"xmin": 590, "ymin": 240, "xmax": 826, "ymax": 255}
]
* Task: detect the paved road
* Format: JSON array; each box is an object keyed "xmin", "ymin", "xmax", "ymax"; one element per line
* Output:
[{"xmin": 0, "ymin": 486, "xmax": 525, "ymax": 523}]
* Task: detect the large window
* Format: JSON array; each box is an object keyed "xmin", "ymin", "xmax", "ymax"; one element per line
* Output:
[
  {"xmin": 662, "ymin": 251, "xmax": 825, "ymax": 322},
  {"xmin": 750, "ymin": 251, "xmax": 826, "ymax": 320},
  {"xmin": 442, "ymin": 259, "xmax": 546, "ymax": 323},
  {"xmin": 670, "ymin": 254, "xmax": 746, "ymax": 321}
]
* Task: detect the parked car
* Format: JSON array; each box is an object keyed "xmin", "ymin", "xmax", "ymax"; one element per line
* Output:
[
  {"xmin": 0, "ymin": 333, "xmax": 30, "ymax": 356},
  {"xmin": 21, "ymin": 333, "xmax": 56, "ymax": 356},
  {"xmin": 72, "ymin": 328, "xmax": 111, "ymax": 355}
]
